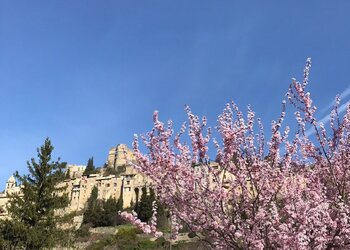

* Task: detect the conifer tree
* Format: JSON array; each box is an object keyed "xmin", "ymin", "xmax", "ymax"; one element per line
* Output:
[
  {"xmin": 137, "ymin": 187, "xmax": 155, "ymax": 222},
  {"xmin": 82, "ymin": 186, "xmax": 101, "ymax": 226},
  {"xmin": 83, "ymin": 157, "xmax": 95, "ymax": 176},
  {"xmin": 0, "ymin": 138, "xmax": 70, "ymax": 249},
  {"xmin": 65, "ymin": 167, "xmax": 71, "ymax": 179},
  {"xmin": 101, "ymin": 197, "xmax": 120, "ymax": 226}
]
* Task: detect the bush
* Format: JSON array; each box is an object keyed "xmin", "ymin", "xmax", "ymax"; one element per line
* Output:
[
  {"xmin": 115, "ymin": 227, "xmax": 139, "ymax": 250},
  {"xmin": 75, "ymin": 224, "xmax": 91, "ymax": 238},
  {"xmin": 137, "ymin": 239, "xmax": 157, "ymax": 249},
  {"xmin": 86, "ymin": 236, "xmax": 117, "ymax": 250}
]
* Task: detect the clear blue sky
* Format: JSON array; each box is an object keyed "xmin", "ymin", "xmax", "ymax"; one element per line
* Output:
[{"xmin": 1, "ymin": 1, "xmax": 350, "ymax": 189}]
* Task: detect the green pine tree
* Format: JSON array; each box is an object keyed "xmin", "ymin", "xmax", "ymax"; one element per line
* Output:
[
  {"xmin": 0, "ymin": 138, "xmax": 71, "ymax": 249},
  {"xmin": 83, "ymin": 157, "xmax": 96, "ymax": 176}
]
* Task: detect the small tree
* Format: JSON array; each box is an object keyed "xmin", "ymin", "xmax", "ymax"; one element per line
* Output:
[
  {"xmin": 0, "ymin": 138, "xmax": 71, "ymax": 249},
  {"xmin": 83, "ymin": 157, "xmax": 96, "ymax": 176}
]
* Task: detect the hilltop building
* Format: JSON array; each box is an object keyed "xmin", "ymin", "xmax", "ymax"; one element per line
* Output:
[
  {"xmin": 0, "ymin": 176, "xmax": 22, "ymax": 217},
  {"xmin": 0, "ymin": 144, "xmax": 151, "ymax": 218}
]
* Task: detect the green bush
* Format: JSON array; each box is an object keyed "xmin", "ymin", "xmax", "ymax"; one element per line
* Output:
[
  {"xmin": 137, "ymin": 239, "xmax": 157, "ymax": 249},
  {"xmin": 86, "ymin": 236, "xmax": 117, "ymax": 250},
  {"xmin": 86, "ymin": 227, "xmax": 178, "ymax": 250},
  {"xmin": 115, "ymin": 227, "xmax": 138, "ymax": 250}
]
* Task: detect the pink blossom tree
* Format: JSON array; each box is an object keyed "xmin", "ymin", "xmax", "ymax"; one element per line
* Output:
[{"xmin": 122, "ymin": 59, "xmax": 350, "ymax": 249}]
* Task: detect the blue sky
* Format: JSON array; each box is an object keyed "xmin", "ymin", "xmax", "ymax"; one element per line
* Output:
[{"xmin": 1, "ymin": 1, "xmax": 350, "ymax": 189}]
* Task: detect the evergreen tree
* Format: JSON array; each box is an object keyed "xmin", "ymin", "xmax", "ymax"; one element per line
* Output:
[
  {"xmin": 117, "ymin": 179, "xmax": 124, "ymax": 210},
  {"xmin": 83, "ymin": 157, "xmax": 95, "ymax": 176},
  {"xmin": 82, "ymin": 186, "xmax": 102, "ymax": 226},
  {"xmin": 65, "ymin": 167, "xmax": 71, "ymax": 179},
  {"xmin": 101, "ymin": 198, "xmax": 120, "ymax": 226},
  {"xmin": 155, "ymin": 201, "xmax": 169, "ymax": 230},
  {"xmin": 0, "ymin": 138, "xmax": 71, "ymax": 249},
  {"xmin": 83, "ymin": 187, "xmax": 125, "ymax": 227},
  {"xmin": 137, "ymin": 187, "xmax": 155, "ymax": 222}
]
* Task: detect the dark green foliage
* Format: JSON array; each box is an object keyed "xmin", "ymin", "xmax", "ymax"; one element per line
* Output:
[
  {"xmin": 83, "ymin": 186, "xmax": 102, "ymax": 226},
  {"xmin": 0, "ymin": 138, "xmax": 71, "ymax": 249},
  {"xmin": 75, "ymin": 224, "xmax": 91, "ymax": 238},
  {"xmin": 100, "ymin": 197, "xmax": 124, "ymax": 226},
  {"xmin": 117, "ymin": 178, "xmax": 124, "ymax": 209},
  {"xmin": 65, "ymin": 167, "xmax": 71, "ymax": 179},
  {"xmin": 114, "ymin": 227, "xmax": 157, "ymax": 250},
  {"xmin": 116, "ymin": 164, "xmax": 127, "ymax": 174},
  {"xmin": 86, "ymin": 237, "xmax": 116, "ymax": 250},
  {"xmin": 83, "ymin": 187, "xmax": 124, "ymax": 227},
  {"xmin": 115, "ymin": 227, "xmax": 138, "ymax": 249},
  {"xmin": 155, "ymin": 201, "xmax": 169, "ymax": 231},
  {"xmin": 103, "ymin": 167, "xmax": 118, "ymax": 176},
  {"xmin": 83, "ymin": 157, "xmax": 96, "ymax": 176},
  {"xmin": 188, "ymin": 231, "xmax": 197, "ymax": 238},
  {"xmin": 137, "ymin": 239, "xmax": 158, "ymax": 249},
  {"xmin": 103, "ymin": 165, "xmax": 126, "ymax": 177},
  {"xmin": 137, "ymin": 187, "xmax": 156, "ymax": 222}
]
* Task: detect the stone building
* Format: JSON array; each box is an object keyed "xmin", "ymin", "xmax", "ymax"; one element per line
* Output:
[
  {"xmin": 0, "ymin": 176, "xmax": 22, "ymax": 218},
  {"xmin": 64, "ymin": 144, "xmax": 150, "ymax": 212},
  {"xmin": 0, "ymin": 144, "xmax": 151, "ymax": 218}
]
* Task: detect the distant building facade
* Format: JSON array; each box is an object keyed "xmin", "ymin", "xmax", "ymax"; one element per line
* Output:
[
  {"xmin": 0, "ymin": 176, "xmax": 22, "ymax": 217},
  {"xmin": 0, "ymin": 144, "xmax": 151, "ymax": 218}
]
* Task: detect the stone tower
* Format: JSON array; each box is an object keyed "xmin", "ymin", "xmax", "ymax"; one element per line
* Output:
[
  {"xmin": 5, "ymin": 175, "xmax": 16, "ymax": 193},
  {"xmin": 107, "ymin": 144, "xmax": 135, "ymax": 170}
]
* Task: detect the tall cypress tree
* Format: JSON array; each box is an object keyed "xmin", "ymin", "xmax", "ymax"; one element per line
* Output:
[
  {"xmin": 83, "ymin": 157, "xmax": 95, "ymax": 176},
  {"xmin": 137, "ymin": 187, "xmax": 155, "ymax": 222},
  {"xmin": 82, "ymin": 186, "xmax": 102, "ymax": 226},
  {"xmin": 0, "ymin": 138, "xmax": 70, "ymax": 249},
  {"xmin": 65, "ymin": 167, "xmax": 71, "ymax": 179}
]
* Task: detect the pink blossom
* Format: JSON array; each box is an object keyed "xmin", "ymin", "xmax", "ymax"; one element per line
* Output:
[{"xmin": 125, "ymin": 59, "xmax": 350, "ymax": 249}]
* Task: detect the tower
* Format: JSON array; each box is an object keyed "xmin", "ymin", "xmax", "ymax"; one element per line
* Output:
[
  {"xmin": 5, "ymin": 175, "xmax": 16, "ymax": 194},
  {"xmin": 107, "ymin": 144, "xmax": 135, "ymax": 169}
]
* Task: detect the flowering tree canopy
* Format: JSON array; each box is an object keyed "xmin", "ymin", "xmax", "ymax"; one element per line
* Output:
[{"xmin": 122, "ymin": 59, "xmax": 350, "ymax": 249}]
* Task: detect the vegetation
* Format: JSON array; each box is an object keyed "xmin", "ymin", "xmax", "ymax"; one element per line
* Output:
[
  {"xmin": 82, "ymin": 186, "xmax": 124, "ymax": 227},
  {"xmin": 83, "ymin": 157, "xmax": 97, "ymax": 176},
  {"xmin": 0, "ymin": 138, "xmax": 72, "ymax": 249},
  {"xmin": 65, "ymin": 167, "xmax": 71, "ymax": 179},
  {"xmin": 121, "ymin": 59, "xmax": 350, "ymax": 249},
  {"xmin": 83, "ymin": 186, "xmax": 102, "ymax": 226},
  {"xmin": 103, "ymin": 167, "xmax": 118, "ymax": 176},
  {"xmin": 136, "ymin": 187, "xmax": 156, "ymax": 222},
  {"xmin": 86, "ymin": 226, "xmax": 167, "ymax": 250}
]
